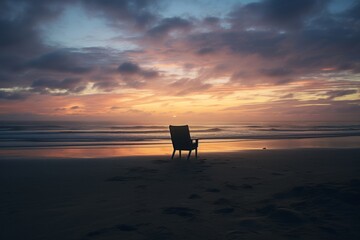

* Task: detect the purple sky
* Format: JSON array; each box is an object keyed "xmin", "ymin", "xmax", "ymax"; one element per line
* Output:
[{"xmin": 0, "ymin": 0, "xmax": 359, "ymax": 123}]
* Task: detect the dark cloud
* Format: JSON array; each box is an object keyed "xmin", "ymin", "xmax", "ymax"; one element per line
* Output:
[
  {"xmin": 230, "ymin": 0, "xmax": 329, "ymax": 30},
  {"xmin": 0, "ymin": 0, "xmax": 67, "ymax": 52},
  {"xmin": 189, "ymin": 0, "xmax": 360, "ymax": 85},
  {"xmin": 28, "ymin": 50, "xmax": 93, "ymax": 74},
  {"xmin": 0, "ymin": 0, "xmax": 67, "ymax": 90},
  {"xmin": 197, "ymin": 47, "xmax": 216, "ymax": 55},
  {"xmin": 262, "ymin": 0, "xmax": 328, "ymax": 27},
  {"xmin": 81, "ymin": 0, "xmax": 160, "ymax": 29},
  {"xmin": 31, "ymin": 77, "xmax": 85, "ymax": 94},
  {"xmin": 203, "ymin": 16, "xmax": 220, "ymax": 25},
  {"xmin": 344, "ymin": 1, "xmax": 360, "ymax": 20},
  {"xmin": 141, "ymin": 69, "xmax": 159, "ymax": 79},
  {"xmin": 118, "ymin": 61, "xmax": 159, "ymax": 82},
  {"xmin": 325, "ymin": 89, "xmax": 357, "ymax": 100},
  {"xmin": 147, "ymin": 17, "xmax": 192, "ymax": 38},
  {"xmin": 118, "ymin": 62, "xmax": 141, "ymax": 74},
  {"xmin": 0, "ymin": 54, "xmax": 26, "ymax": 73},
  {"xmin": 260, "ymin": 68, "xmax": 293, "ymax": 77},
  {"xmin": 0, "ymin": 0, "xmax": 91, "ymax": 93},
  {"xmin": 92, "ymin": 81, "xmax": 120, "ymax": 92},
  {"xmin": 192, "ymin": 30, "xmax": 287, "ymax": 58},
  {"xmin": 0, "ymin": 90, "xmax": 28, "ymax": 100}
]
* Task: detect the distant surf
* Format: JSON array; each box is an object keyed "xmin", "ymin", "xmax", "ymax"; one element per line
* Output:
[{"xmin": 1, "ymin": 121, "xmax": 360, "ymax": 148}]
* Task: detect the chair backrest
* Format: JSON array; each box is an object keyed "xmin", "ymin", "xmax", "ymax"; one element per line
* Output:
[{"xmin": 169, "ymin": 125, "xmax": 192, "ymax": 149}]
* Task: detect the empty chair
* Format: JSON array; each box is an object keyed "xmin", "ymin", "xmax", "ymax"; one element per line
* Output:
[{"xmin": 169, "ymin": 125, "xmax": 199, "ymax": 159}]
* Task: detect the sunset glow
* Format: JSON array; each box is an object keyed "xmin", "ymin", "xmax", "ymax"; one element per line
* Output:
[{"xmin": 1, "ymin": 0, "xmax": 359, "ymax": 123}]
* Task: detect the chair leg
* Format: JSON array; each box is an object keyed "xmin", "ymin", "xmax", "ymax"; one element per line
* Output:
[
  {"xmin": 179, "ymin": 150, "xmax": 181, "ymax": 158},
  {"xmin": 171, "ymin": 149, "xmax": 176, "ymax": 159},
  {"xmin": 195, "ymin": 148, "xmax": 198, "ymax": 158},
  {"xmin": 187, "ymin": 150, "xmax": 192, "ymax": 160}
]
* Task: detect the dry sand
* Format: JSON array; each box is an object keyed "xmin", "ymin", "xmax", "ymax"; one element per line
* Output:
[{"xmin": 1, "ymin": 148, "xmax": 360, "ymax": 240}]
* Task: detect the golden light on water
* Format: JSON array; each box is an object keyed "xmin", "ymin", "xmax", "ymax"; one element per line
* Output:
[{"xmin": 2, "ymin": 137, "xmax": 360, "ymax": 159}]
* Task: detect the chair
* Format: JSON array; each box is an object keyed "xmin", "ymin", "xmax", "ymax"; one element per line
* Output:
[{"xmin": 169, "ymin": 125, "xmax": 199, "ymax": 159}]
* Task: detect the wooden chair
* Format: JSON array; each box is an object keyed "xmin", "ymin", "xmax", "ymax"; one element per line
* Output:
[{"xmin": 169, "ymin": 125, "xmax": 198, "ymax": 159}]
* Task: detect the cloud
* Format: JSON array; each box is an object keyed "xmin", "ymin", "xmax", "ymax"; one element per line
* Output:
[
  {"xmin": 116, "ymin": 61, "xmax": 159, "ymax": 88},
  {"xmin": 0, "ymin": 90, "xmax": 28, "ymax": 100},
  {"xmin": 110, "ymin": 106, "xmax": 122, "ymax": 110},
  {"xmin": 280, "ymin": 93, "xmax": 294, "ymax": 99},
  {"xmin": 31, "ymin": 77, "xmax": 85, "ymax": 94},
  {"xmin": 81, "ymin": 0, "xmax": 160, "ymax": 29},
  {"xmin": 0, "ymin": 0, "xmax": 68, "ymax": 52},
  {"xmin": 28, "ymin": 50, "xmax": 93, "ymax": 74},
  {"xmin": 325, "ymin": 89, "xmax": 357, "ymax": 100},
  {"xmin": 197, "ymin": 47, "xmax": 216, "ymax": 55},
  {"xmin": 185, "ymin": 0, "xmax": 360, "ymax": 87},
  {"xmin": 203, "ymin": 16, "xmax": 220, "ymax": 26},
  {"xmin": 0, "ymin": 0, "xmax": 359, "ymax": 122},
  {"xmin": 261, "ymin": 0, "xmax": 329, "ymax": 28},
  {"xmin": 260, "ymin": 67, "xmax": 293, "ymax": 77},
  {"xmin": 117, "ymin": 62, "xmax": 141, "ymax": 74},
  {"xmin": 229, "ymin": 0, "xmax": 329, "ymax": 30},
  {"xmin": 169, "ymin": 78, "xmax": 212, "ymax": 96},
  {"xmin": 147, "ymin": 17, "xmax": 192, "ymax": 38},
  {"xmin": 92, "ymin": 81, "xmax": 120, "ymax": 92},
  {"xmin": 118, "ymin": 62, "xmax": 159, "ymax": 79}
]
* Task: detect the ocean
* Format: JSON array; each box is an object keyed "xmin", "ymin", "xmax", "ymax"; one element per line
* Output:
[{"xmin": 1, "ymin": 121, "xmax": 360, "ymax": 149}]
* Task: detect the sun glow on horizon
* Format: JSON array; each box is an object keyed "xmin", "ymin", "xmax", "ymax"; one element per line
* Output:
[{"xmin": 0, "ymin": 0, "xmax": 359, "ymax": 123}]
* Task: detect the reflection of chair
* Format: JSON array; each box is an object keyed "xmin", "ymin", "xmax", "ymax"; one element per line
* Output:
[{"xmin": 169, "ymin": 125, "xmax": 198, "ymax": 159}]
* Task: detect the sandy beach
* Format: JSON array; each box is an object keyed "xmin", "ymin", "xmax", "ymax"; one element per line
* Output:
[
  {"xmin": 1, "ymin": 148, "xmax": 360, "ymax": 240},
  {"xmin": 1, "ymin": 0, "xmax": 360, "ymax": 238}
]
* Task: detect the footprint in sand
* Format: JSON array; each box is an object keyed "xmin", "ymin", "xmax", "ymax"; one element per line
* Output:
[
  {"xmin": 127, "ymin": 167, "xmax": 158, "ymax": 174},
  {"xmin": 213, "ymin": 198, "xmax": 232, "ymax": 205},
  {"xmin": 106, "ymin": 176, "xmax": 138, "ymax": 181},
  {"xmin": 272, "ymin": 172, "xmax": 285, "ymax": 176},
  {"xmin": 107, "ymin": 167, "xmax": 160, "ymax": 182},
  {"xmin": 189, "ymin": 194, "xmax": 202, "ymax": 199},
  {"xmin": 241, "ymin": 184, "xmax": 253, "ymax": 189},
  {"xmin": 86, "ymin": 228, "xmax": 109, "ymax": 237},
  {"xmin": 226, "ymin": 230, "xmax": 243, "ymax": 240},
  {"xmin": 213, "ymin": 207, "xmax": 234, "ymax": 214},
  {"xmin": 225, "ymin": 182, "xmax": 253, "ymax": 190},
  {"xmin": 206, "ymin": 188, "xmax": 220, "ymax": 192},
  {"xmin": 144, "ymin": 226, "xmax": 174, "ymax": 240},
  {"xmin": 225, "ymin": 183, "xmax": 239, "ymax": 190},
  {"xmin": 85, "ymin": 224, "xmax": 139, "ymax": 238},
  {"xmin": 162, "ymin": 207, "xmax": 200, "ymax": 218},
  {"xmin": 116, "ymin": 224, "xmax": 138, "ymax": 231},
  {"xmin": 151, "ymin": 160, "xmax": 169, "ymax": 164},
  {"xmin": 136, "ymin": 184, "xmax": 147, "ymax": 189}
]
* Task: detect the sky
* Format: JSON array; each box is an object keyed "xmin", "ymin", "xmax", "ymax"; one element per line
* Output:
[{"xmin": 0, "ymin": 0, "xmax": 359, "ymax": 124}]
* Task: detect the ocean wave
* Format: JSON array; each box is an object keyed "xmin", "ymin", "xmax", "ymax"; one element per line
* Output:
[
  {"xmin": 192, "ymin": 127, "xmax": 223, "ymax": 132},
  {"xmin": 1, "ymin": 122, "xmax": 360, "ymax": 149}
]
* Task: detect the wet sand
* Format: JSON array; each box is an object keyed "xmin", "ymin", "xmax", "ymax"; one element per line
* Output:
[{"xmin": 1, "ymin": 148, "xmax": 360, "ymax": 240}]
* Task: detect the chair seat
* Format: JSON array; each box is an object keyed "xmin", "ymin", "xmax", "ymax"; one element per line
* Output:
[{"xmin": 175, "ymin": 141, "xmax": 197, "ymax": 150}]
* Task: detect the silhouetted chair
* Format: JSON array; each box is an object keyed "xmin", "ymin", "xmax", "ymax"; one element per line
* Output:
[{"xmin": 169, "ymin": 125, "xmax": 198, "ymax": 159}]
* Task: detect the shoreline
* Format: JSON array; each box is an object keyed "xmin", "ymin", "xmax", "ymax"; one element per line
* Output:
[{"xmin": 1, "ymin": 136, "xmax": 360, "ymax": 159}]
